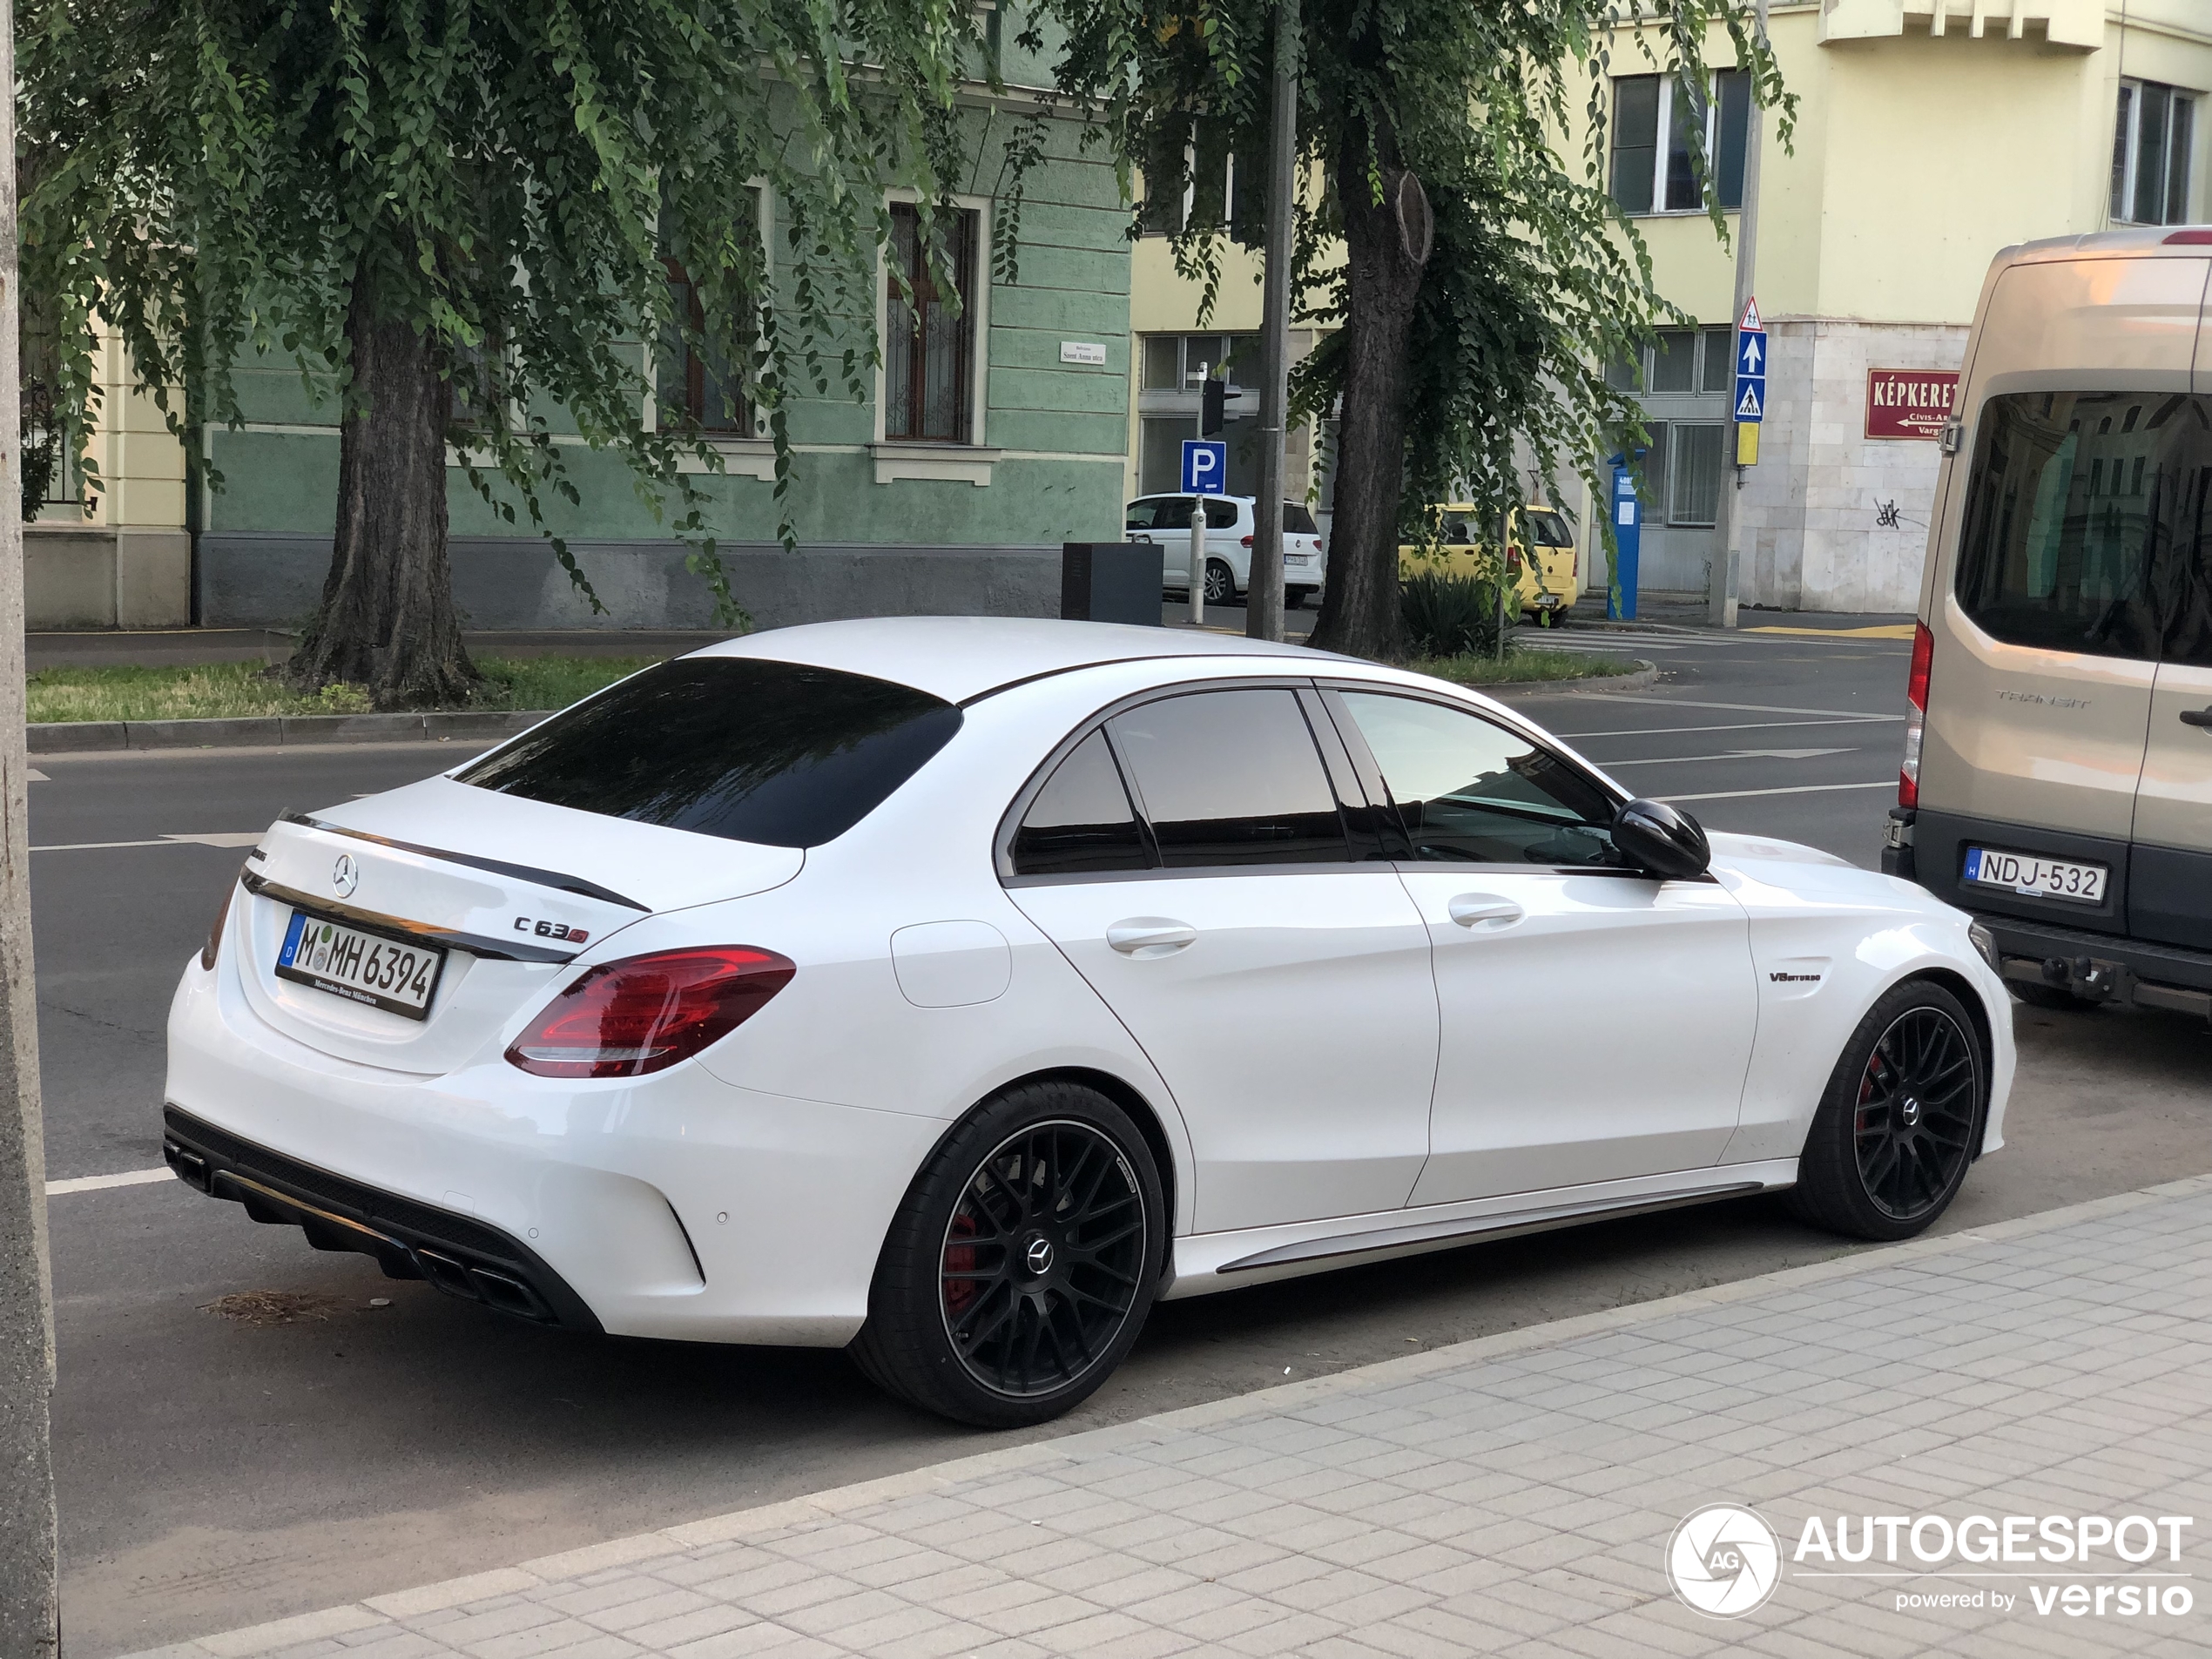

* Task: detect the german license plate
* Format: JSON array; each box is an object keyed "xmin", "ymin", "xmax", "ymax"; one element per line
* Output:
[
  {"xmin": 1962, "ymin": 846, "xmax": 2107, "ymax": 905},
  {"xmin": 277, "ymin": 910, "xmax": 446, "ymax": 1019}
]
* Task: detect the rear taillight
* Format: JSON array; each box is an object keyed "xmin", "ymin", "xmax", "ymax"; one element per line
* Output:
[
  {"xmin": 202, "ymin": 880, "xmax": 234, "ymax": 970},
  {"xmin": 505, "ymin": 947, "xmax": 796, "ymax": 1079},
  {"xmin": 1507, "ymin": 545, "xmax": 1522, "ymax": 574},
  {"xmin": 1240, "ymin": 535, "xmax": 1254, "ymax": 548},
  {"xmin": 1899, "ymin": 620, "xmax": 1933, "ymax": 809}
]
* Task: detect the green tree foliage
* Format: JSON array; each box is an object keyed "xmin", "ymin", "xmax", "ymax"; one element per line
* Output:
[
  {"xmin": 1039, "ymin": 0, "xmax": 1791, "ymax": 658},
  {"xmin": 20, "ymin": 0, "xmax": 1001, "ymax": 705}
]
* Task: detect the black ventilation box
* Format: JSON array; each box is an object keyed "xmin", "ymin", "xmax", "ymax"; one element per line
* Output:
[{"xmin": 1061, "ymin": 542, "xmax": 1164, "ymax": 626}]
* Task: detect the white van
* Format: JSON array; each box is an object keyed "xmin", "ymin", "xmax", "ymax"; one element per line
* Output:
[
  {"xmin": 1124, "ymin": 494, "xmax": 1329, "ymax": 608},
  {"xmin": 1885, "ymin": 225, "xmax": 2212, "ymax": 1020}
]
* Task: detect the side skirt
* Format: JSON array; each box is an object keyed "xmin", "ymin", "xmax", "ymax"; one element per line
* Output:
[{"xmin": 1157, "ymin": 1158, "xmax": 1799, "ymax": 1299}]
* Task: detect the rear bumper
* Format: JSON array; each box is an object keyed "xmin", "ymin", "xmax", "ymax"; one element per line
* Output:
[
  {"xmin": 164, "ymin": 1106, "xmax": 602, "ymax": 1332},
  {"xmin": 165, "ymin": 948, "xmax": 947, "ymax": 1345},
  {"xmin": 1885, "ymin": 808, "xmax": 2212, "ymax": 1019}
]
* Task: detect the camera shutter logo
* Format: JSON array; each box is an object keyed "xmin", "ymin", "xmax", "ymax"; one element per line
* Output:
[{"xmin": 1666, "ymin": 1504, "xmax": 1782, "ymax": 1618}]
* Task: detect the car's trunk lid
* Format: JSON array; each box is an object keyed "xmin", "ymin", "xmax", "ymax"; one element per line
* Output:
[{"xmin": 233, "ymin": 775, "xmax": 803, "ymax": 1074}]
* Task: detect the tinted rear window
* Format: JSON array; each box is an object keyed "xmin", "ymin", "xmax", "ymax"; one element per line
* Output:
[
  {"xmin": 1284, "ymin": 502, "xmax": 1319, "ymax": 535},
  {"xmin": 1955, "ymin": 392, "xmax": 2212, "ymax": 661},
  {"xmin": 455, "ymin": 658, "xmax": 961, "ymax": 847},
  {"xmin": 1524, "ymin": 510, "xmax": 1573, "ymax": 547}
]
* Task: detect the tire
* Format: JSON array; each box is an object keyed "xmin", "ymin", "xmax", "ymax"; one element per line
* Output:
[
  {"xmin": 1204, "ymin": 559, "xmax": 1237, "ymax": 606},
  {"xmin": 1285, "ymin": 587, "xmax": 1312, "ymax": 610},
  {"xmin": 2012, "ymin": 981, "xmax": 2095, "ymax": 1012},
  {"xmin": 848, "ymin": 1081, "xmax": 1165, "ymax": 1427},
  {"xmin": 1789, "ymin": 979, "xmax": 1987, "ymax": 1242}
]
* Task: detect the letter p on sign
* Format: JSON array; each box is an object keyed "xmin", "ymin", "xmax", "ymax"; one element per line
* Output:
[{"xmin": 1181, "ymin": 439, "xmax": 1228, "ymax": 495}]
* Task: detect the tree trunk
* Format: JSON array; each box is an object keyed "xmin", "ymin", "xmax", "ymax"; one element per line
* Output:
[
  {"xmin": 1306, "ymin": 125, "xmax": 1426, "ymax": 663},
  {"xmin": 289, "ymin": 244, "xmax": 478, "ymax": 709},
  {"xmin": 0, "ymin": 0, "xmax": 61, "ymax": 1647}
]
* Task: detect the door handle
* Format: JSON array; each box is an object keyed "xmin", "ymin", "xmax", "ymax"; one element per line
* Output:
[
  {"xmin": 2181, "ymin": 706, "xmax": 2212, "ymax": 731},
  {"xmin": 1106, "ymin": 919, "xmax": 1197, "ymax": 958},
  {"xmin": 1447, "ymin": 894, "xmax": 1525, "ymax": 928}
]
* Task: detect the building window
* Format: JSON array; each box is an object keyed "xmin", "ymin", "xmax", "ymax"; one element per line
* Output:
[
  {"xmin": 885, "ymin": 202, "xmax": 979, "ymax": 443},
  {"xmin": 1138, "ymin": 125, "xmax": 1254, "ymax": 238},
  {"xmin": 2112, "ymin": 80, "xmax": 2195, "ymax": 226},
  {"xmin": 1668, "ymin": 424, "xmax": 1725, "ymax": 526},
  {"xmin": 658, "ymin": 262, "xmax": 752, "ymax": 437},
  {"xmin": 1136, "ymin": 333, "xmax": 1262, "ymax": 494},
  {"xmin": 1610, "ymin": 327, "xmax": 1738, "ymax": 396},
  {"xmin": 1610, "ymin": 71, "xmax": 1750, "ymax": 216}
]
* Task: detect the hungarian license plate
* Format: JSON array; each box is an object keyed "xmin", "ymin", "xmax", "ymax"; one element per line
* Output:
[
  {"xmin": 277, "ymin": 910, "xmax": 446, "ymax": 1019},
  {"xmin": 1962, "ymin": 846, "xmax": 2107, "ymax": 905}
]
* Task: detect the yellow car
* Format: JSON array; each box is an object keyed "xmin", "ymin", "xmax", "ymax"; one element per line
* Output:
[{"xmin": 1399, "ymin": 503, "xmax": 1581, "ymax": 625}]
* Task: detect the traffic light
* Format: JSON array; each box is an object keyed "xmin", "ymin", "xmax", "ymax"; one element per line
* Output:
[{"xmin": 1201, "ymin": 374, "xmax": 1225, "ymax": 437}]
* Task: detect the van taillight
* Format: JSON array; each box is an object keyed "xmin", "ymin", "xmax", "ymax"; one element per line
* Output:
[
  {"xmin": 1899, "ymin": 621, "xmax": 1933, "ymax": 809},
  {"xmin": 2163, "ymin": 230, "xmax": 2212, "ymax": 245},
  {"xmin": 506, "ymin": 947, "xmax": 795, "ymax": 1078},
  {"xmin": 1240, "ymin": 535, "xmax": 1254, "ymax": 548}
]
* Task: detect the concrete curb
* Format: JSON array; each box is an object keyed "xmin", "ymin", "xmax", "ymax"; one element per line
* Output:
[
  {"xmin": 125, "ymin": 1169, "xmax": 2212, "ymax": 1659},
  {"xmin": 27, "ymin": 710, "xmax": 550, "ymax": 754}
]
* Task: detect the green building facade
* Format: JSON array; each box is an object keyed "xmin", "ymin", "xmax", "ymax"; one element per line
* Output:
[{"xmin": 195, "ymin": 71, "xmax": 1133, "ymax": 631}]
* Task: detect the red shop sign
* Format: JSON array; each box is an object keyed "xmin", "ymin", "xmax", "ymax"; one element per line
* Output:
[{"xmin": 1866, "ymin": 368, "xmax": 1959, "ymax": 440}]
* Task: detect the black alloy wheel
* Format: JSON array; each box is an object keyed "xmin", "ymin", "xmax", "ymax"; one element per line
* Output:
[
  {"xmin": 1851, "ymin": 1007, "xmax": 1978, "ymax": 1221},
  {"xmin": 849, "ymin": 1080, "xmax": 1164, "ymax": 1427},
  {"xmin": 1204, "ymin": 558, "xmax": 1236, "ymax": 605},
  {"xmin": 939, "ymin": 1122, "xmax": 1147, "ymax": 1399},
  {"xmin": 1791, "ymin": 978, "xmax": 1986, "ymax": 1242}
]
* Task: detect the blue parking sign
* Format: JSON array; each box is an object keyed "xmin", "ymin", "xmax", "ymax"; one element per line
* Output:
[{"xmin": 1181, "ymin": 439, "xmax": 1228, "ymax": 495}]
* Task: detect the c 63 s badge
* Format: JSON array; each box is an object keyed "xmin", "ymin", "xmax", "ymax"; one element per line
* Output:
[{"xmin": 515, "ymin": 917, "xmax": 589, "ymax": 943}]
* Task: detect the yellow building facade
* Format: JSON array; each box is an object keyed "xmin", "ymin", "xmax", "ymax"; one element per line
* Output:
[{"xmin": 1124, "ymin": 1, "xmax": 2212, "ymax": 612}]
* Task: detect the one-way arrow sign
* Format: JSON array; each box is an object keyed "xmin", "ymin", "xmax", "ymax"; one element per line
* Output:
[{"xmin": 1738, "ymin": 334, "xmax": 1764, "ymax": 376}]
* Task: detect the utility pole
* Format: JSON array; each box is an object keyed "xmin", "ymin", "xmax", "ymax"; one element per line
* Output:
[
  {"xmin": 0, "ymin": 0, "xmax": 61, "ymax": 1649},
  {"xmin": 1708, "ymin": 0, "xmax": 1767, "ymax": 630},
  {"xmin": 1246, "ymin": 0, "xmax": 1300, "ymax": 643}
]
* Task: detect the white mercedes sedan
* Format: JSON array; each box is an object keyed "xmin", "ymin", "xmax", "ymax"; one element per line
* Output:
[{"xmin": 165, "ymin": 618, "xmax": 2013, "ymax": 1426}]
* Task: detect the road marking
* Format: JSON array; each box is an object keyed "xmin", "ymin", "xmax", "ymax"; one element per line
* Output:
[
  {"xmin": 28, "ymin": 768, "xmax": 48, "ymax": 782},
  {"xmin": 1563, "ymin": 718, "xmax": 1892, "ymax": 738},
  {"xmin": 46, "ymin": 1166, "xmax": 172, "ymax": 1197},
  {"xmin": 31, "ymin": 832, "xmax": 265, "ymax": 853},
  {"xmin": 1575, "ymin": 694, "xmax": 1905, "ymax": 721},
  {"xmin": 1743, "ymin": 624, "xmax": 1916, "ymax": 640},
  {"xmin": 1658, "ymin": 780, "xmax": 1898, "ymax": 803},
  {"xmin": 1606, "ymin": 748, "xmax": 1857, "ymax": 767}
]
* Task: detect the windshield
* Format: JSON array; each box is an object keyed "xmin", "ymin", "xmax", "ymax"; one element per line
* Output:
[{"xmin": 456, "ymin": 658, "xmax": 961, "ymax": 847}]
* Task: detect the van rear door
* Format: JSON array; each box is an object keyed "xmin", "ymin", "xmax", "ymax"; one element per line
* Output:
[{"xmin": 1914, "ymin": 255, "xmax": 2206, "ymax": 936}]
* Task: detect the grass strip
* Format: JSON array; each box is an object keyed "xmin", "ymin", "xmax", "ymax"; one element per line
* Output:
[
  {"xmin": 28, "ymin": 658, "xmax": 658, "ymax": 725},
  {"xmin": 1405, "ymin": 647, "xmax": 1644, "ymax": 686}
]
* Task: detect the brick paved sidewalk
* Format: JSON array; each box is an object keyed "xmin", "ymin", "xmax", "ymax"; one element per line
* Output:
[{"xmin": 130, "ymin": 1177, "xmax": 2212, "ymax": 1659}]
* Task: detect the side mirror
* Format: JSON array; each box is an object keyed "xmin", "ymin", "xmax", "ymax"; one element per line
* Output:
[{"xmin": 1612, "ymin": 798, "xmax": 1711, "ymax": 880}]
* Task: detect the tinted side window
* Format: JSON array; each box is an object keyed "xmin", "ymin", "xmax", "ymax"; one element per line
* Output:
[
  {"xmin": 1124, "ymin": 500, "xmax": 1159, "ymax": 530},
  {"xmin": 1339, "ymin": 693, "xmax": 1619, "ymax": 867},
  {"xmin": 1110, "ymin": 690, "xmax": 1350, "ymax": 867},
  {"xmin": 1150, "ymin": 496, "xmax": 1194, "ymax": 531},
  {"xmin": 1011, "ymin": 732, "xmax": 1150, "ymax": 876},
  {"xmin": 455, "ymin": 658, "xmax": 959, "ymax": 848},
  {"xmin": 1954, "ymin": 392, "xmax": 2212, "ymax": 661}
]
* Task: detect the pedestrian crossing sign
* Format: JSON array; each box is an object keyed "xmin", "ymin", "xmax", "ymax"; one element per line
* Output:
[{"xmin": 1736, "ymin": 381, "xmax": 1764, "ymax": 421}]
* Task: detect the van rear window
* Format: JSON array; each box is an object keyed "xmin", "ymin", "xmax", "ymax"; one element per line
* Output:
[
  {"xmin": 1954, "ymin": 392, "xmax": 2211, "ymax": 661},
  {"xmin": 456, "ymin": 658, "xmax": 961, "ymax": 847}
]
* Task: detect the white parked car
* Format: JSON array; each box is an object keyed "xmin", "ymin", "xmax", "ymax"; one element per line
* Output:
[
  {"xmin": 166, "ymin": 619, "xmax": 2013, "ymax": 1426},
  {"xmin": 1124, "ymin": 494, "xmax": 1328, "ymax": 608}
]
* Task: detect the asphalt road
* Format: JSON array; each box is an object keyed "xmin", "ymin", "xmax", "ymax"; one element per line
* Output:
[{"xmin": 38, "ymin": 625, "xmax": 2212, "ymax": 1655}]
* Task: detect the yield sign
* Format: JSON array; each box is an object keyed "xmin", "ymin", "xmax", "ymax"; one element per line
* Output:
[
  {"xmin": 1739, "ymin": 296, "xmax": 1763, "ymax": 332},
  {"xmin": 1736, "ymin": 381, "xmax": 1765, "ymax": 421}
]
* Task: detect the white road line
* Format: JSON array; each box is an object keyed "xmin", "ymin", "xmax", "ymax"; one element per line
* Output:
[
  {"xmin": 1657, "ymin": 780, "xmax": 1898, "ymax": 803},
  {"xmin": 31, "ymin": 832, "xmax": 265, "ymax": 853},
  {"xmin": 46, "ymin": 1166, "xmax": 172, "ymax": 1197},
  {"xmin": 1560, "ymin": 718, "xmax": 1889, "ymax": 739},
  {"xmin": 1575, "ymin": 694, "xmax": 1905, "ymax": 721},
  {"xmin": 28, "ymin": 768, "xmax": 48, "ymax": 782},
  {"xmin": 1605, "ymin": 748, "xmax": 1856, "ymax": 767}
]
